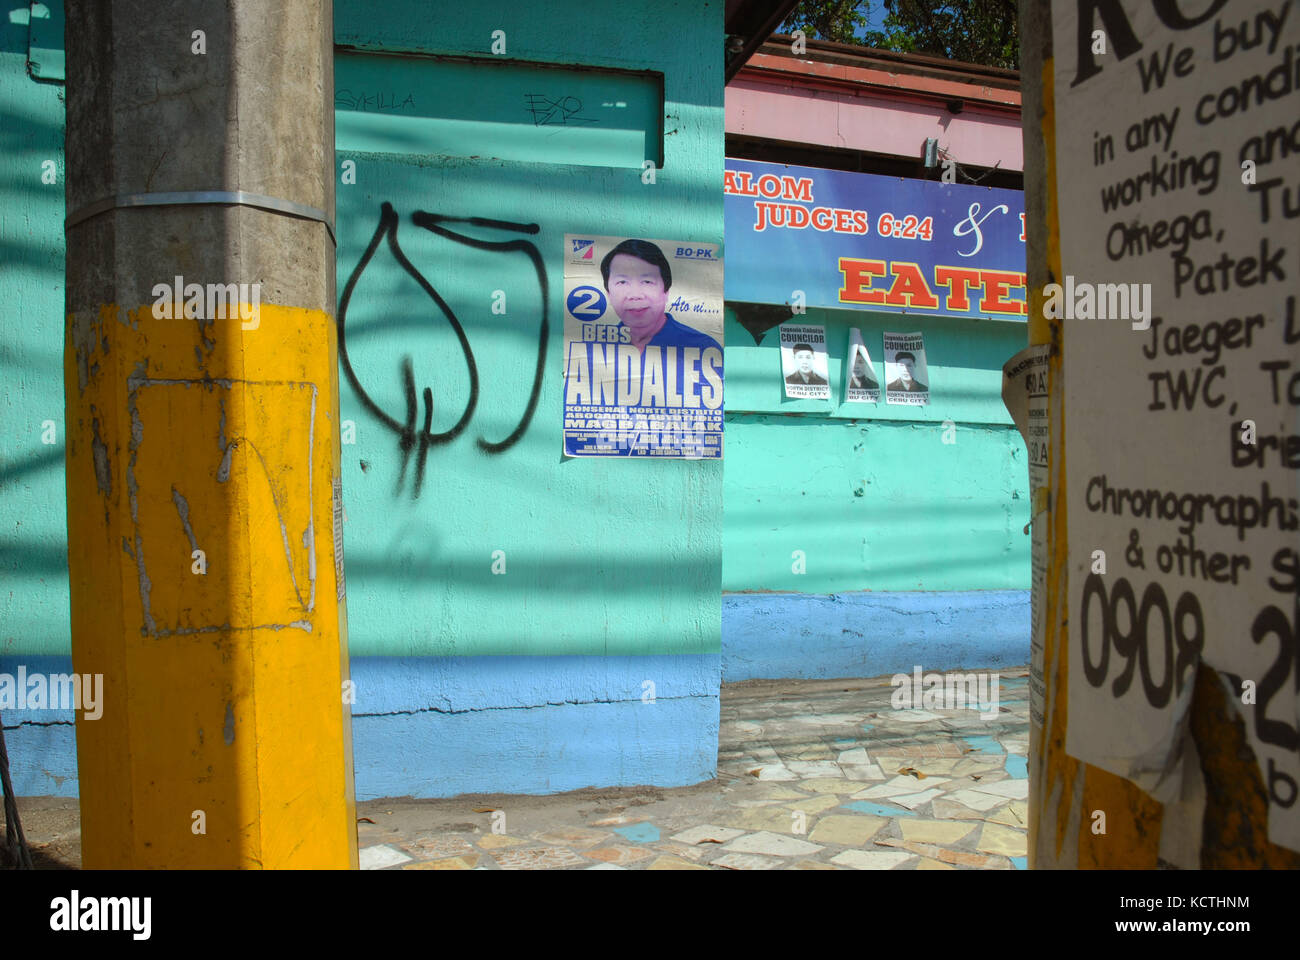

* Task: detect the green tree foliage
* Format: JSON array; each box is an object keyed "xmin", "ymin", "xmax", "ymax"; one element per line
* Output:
[
  {"xmin": 780, "ymin": 0, "xmax": 869, "ymax": 43},
  {"xmin": 781, "ymin": 0, "xmax": 1019, "ymax": 70}
]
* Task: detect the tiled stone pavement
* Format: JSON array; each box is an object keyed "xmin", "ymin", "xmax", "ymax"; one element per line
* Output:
[{"xmin": 358, "ymin": 669, "xmax": 1032, "ymax": 870}]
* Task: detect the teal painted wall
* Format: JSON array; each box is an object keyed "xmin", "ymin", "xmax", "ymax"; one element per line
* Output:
[
  {"xmin": 721, "ymin": 306, "xmax": 1031, "ymax": 594},
  {"xmin": 0, "ymin": 0, "xmax": 726, "ymax": 660},
  {"xmin": 332, "ymin": 0, "xmax": 724, "ymax": 658},
  {"xmin": 3, "ymin": 1, "xmax": 727, "ymax": 799},
  {"xmin": 0, "ymin": 0, "xmax": 1024, "ymax": 793},
  {"xmin": 2, "ymin": 0, "xmax": 1017, "ymax": 655},
  {"xmin": 0, "ymin": 4, "xmax": 68, "ymax": 658}
]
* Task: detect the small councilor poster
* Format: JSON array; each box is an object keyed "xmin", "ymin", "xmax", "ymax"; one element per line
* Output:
[
  {"xmin": 780, "ymin": 324, "xmax": 829, "ymax": 399},
  {"xmin": 562, "ymin": 234, "xmax": 723, "ymax": 458},
  {"xmin": 843, "ymin": 328, "xmax": 880, "ymax": 404},
  {"xmin": 883, "ymin": 331, "xmax": 929, "ymax": 406}
]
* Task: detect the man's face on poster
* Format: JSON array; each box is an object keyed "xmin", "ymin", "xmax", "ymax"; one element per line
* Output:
[
  {"xmin": 607, "ymin": 253, "xmax": 668, "ymax": 337},
  {"xmin": 898, "ymin": 356, "xmax": 915, "ymax": 383},
  {"xmin": 795, "ymin": 348, "xmax": 814, "ymax": 374}
]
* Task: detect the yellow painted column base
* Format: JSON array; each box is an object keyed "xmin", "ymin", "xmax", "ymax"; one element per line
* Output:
[{"xmin": 65, "ymin": 301, "xmax": 357, "ymax": 868}]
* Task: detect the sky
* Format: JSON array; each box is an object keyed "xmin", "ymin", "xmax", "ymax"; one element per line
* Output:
[{"xmin": 859, "ymin": 2, "xmax": 892, "ymax": 35}]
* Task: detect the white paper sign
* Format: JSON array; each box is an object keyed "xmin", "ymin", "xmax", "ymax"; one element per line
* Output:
[
  {"xmin": 844, "ymin": 328, "xmax": 881, "ymax": 404},
  {"xmin": 1053, "ymin": 0, "xmax": 1300, "ymax": 850},
  {"xmin": 1003, "ymin": 344, "xmax": 1050, "ymax": 499},
  {"xmin": 1004, "ymin": 344, "xmax": 1051, "ymax": 732}
]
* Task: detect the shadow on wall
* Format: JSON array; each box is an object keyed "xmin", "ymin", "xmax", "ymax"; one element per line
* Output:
[{"xmin": 1, "ymin": 3, "xmax": 70, "ymax": 660}]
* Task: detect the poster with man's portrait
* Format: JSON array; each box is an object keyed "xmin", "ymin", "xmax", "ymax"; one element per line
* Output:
[
  {"xmin": 562, "ymin": 234, "xmax": 724, "ymax": 458},
  {"xmin": 844, "ymin": 327, "xmax": 880, "ymax": 404},
  {"xmin": 884, "ymin": 331, "xmax": 929, "ymax": 406},
  {"xmin": 779, "ymin": 324, "xmax": 829, "ymax": 400}
]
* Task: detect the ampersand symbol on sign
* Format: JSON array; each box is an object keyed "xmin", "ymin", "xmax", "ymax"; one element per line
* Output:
[
  {"xmin": 1125, "ymin": 528, "xmax": 1145, "ymax": 569},
  {"xmin": 953, "ymin": 201, "xmax": 1009, "ymax": 258}
]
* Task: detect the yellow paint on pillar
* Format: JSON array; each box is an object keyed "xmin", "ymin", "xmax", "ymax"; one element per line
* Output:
[
  {"xmin": 1029, "ymin": 54, "xmax": 1077, "ymax": 870},
  {"xmin": 65, "ymin": 298, "xmax": 356, "ymax": 869},
  {"xmin": 1027, "ymin": 59, "xmax": 1057, "ymax": 352},
  {"xmin": 1032, "ymin": 58, "xmax": 1164, "ymax": 869},
  {"xmin": 1190, "ymin": 665, "xmax": 1300, "ymax": 868}
]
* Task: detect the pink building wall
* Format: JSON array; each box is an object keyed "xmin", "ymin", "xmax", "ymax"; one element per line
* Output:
[{"xmin": 727, "ymin": 52, "xmax": 1023, "ymax": 172}]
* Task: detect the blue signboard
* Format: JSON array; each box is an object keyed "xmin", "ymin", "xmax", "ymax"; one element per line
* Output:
[{"xmin": 724, "ymin": 159, "xmax": 1027, "ymax": 319}]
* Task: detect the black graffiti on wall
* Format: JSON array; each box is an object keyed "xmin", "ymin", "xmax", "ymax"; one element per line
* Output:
[
  {"xmin": 337, "ymin": 202, "xmax": 549, "ymax": 498},
  {"xmin": 524, "ymin": 94, "xmax": 596, "ymax": 126}
]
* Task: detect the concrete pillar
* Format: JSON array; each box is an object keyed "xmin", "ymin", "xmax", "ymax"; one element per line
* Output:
[
  {"xmin": 63, "ymin": 0, "xmax": 355, "ymax": 868},
  {"xmin": 1018, "ymin": 1, "xmax": 1300, "ymax": 869}
]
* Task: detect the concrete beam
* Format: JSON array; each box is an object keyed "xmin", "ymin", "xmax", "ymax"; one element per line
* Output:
[{"xmin": 63, "ymin": 0, "xmax": 355, "ymax": 868}]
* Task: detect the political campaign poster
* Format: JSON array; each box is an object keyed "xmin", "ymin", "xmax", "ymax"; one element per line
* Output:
[
  {"xmin": 562, "ymin": 234, "xmax": 724, "ymax": 459},
  {"xmin": 883, "ymin": 331, "xmax": 929, "ymax": 405},
  {"xmin": 779, "ymin": 324, "xmax": 830, "ymax": 399},
  {"xmin": 843, "ymin": 328, "xmax": 880, "ymax": 404}
]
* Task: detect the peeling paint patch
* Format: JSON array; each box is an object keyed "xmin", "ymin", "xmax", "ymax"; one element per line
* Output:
[
  {"xmin": 171, "ymin": 486, "xmax": 199, "ymax": 553},
  {"xmin": 134, "ymin": 532, "xmax": 154, "ymax": 637},
  {"xmin": 90, "ymin": 414, "xmax": 112, "ymax": 497},
  {"xmin": 216, "ymin": 442, "xmax": 234, "ymax": 483},
  {"xmin": 223, "ymin": 702, "xmax": 235, "ymax": 745},
  {"xmin": 68, "ymin": 310, "xmax": 99, "ymax": 394},
  {"xmin": 146, "ymin": 621, "xmax": 314, "ymax": 636},
  {"xmin": 125, "ymin": 361, "xmax": 155, "ymax": 636},
  {"xmin": 108, "ymin": 302, "xmax": 133, "ymax": 329}
]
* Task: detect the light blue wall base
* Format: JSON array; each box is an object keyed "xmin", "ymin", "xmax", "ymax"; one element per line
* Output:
[
  {"xmin": 721, "ymin": 590, "xmax": 1030, "ymax": 682},
  {"xmin": 3, "ymin": 596, "xmax": 1029, "ymax": 798},
  {"xmin": 349, "ymin": 654, "xmax": 719, "ymax": 800},
  {"xmin": 0, "ymin": 655, "xmax": 81, "ymax": 796},
  {"xmin": 1, "ymin": 653, "xmax": 720, "ymax": 800},
  {"xmin": 2, "ymin": 721, "xmax": 79, "ymax": 797}
]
